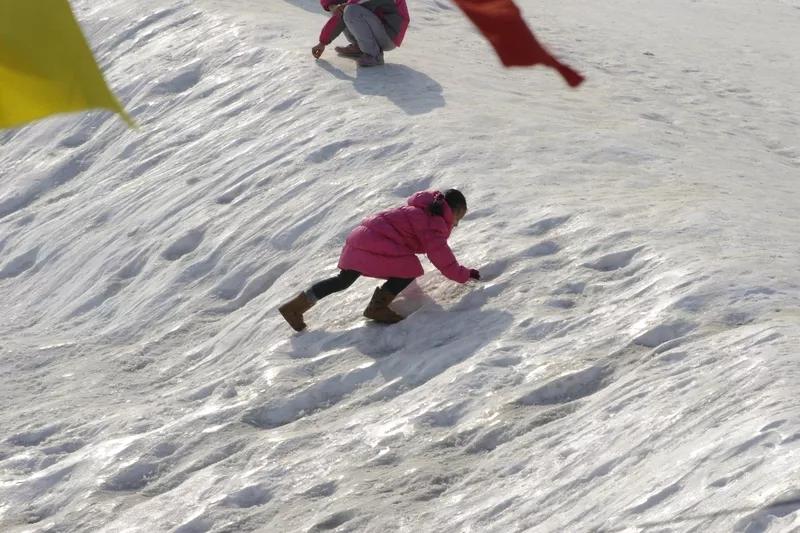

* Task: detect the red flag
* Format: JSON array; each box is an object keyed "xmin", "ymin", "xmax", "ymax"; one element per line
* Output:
[{"xmin": 451, "ymin": 0, "xmax": 584, "ymax": 87}]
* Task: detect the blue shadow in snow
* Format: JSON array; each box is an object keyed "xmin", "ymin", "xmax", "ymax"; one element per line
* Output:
[
  {"xmin": 281, "ymin": 0, "xmax": 321, "ymax": 15},
  {"xmin": 317, "ymin": 59, "xmax": 446, "ymax": 116},
  {"xmin": 289, "ymin": 285, "xmax": 512, "ymax": 378},
  {"xmin": 244, "ymin": 285, "xmax": 511, "ymax": 430}
]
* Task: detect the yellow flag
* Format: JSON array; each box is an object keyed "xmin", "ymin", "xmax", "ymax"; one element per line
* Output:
[{"xmin": 0, "ymin": 0, "xmax": 133, "ymax": 129}]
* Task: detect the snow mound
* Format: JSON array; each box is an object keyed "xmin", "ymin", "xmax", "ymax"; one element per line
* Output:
[{"xmin": 1, "ymin": 0, "xmax": 799, "ymax": 531}]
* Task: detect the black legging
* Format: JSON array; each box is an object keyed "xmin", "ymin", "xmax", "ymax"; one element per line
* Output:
[{"xmin": 310, "ymin": 269, "xmax": 413, "ymax": 300}]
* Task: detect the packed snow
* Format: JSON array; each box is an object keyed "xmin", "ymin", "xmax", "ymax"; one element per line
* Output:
[{"xmin": 1, "ymin": 0, "xmax": 799, "ymax": 531}]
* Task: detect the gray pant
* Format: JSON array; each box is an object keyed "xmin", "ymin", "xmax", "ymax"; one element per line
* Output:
[{"xmin": 343, "ymin": 4, "xmax": 396, "ymax": 58}]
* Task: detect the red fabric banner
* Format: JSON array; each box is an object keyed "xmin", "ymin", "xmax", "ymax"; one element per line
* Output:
[{"xmin": 451, "ymin": 0, "xmax": 584, "ymax": 87}]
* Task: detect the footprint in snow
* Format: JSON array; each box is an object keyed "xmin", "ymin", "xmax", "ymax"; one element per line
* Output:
[
  {"xmin": 302, "ymin": 480, "xmax": 338, "ymax": 499},
  {"xmin": 733, "ymin": 492, "xmax": 800, "ymax": 533},
  {"xmin": 0, "ymin": 153, "xmax": 91, "ymax": 219},
  {"xmin": 305, "ymin": 140, "xmax": 356, "ymax": 163},
  {"xmin": 59, "ymin": 130, "xmax": 91, "ymax": 148},
  {"xmin": 116, "ymin": 253, "xmax": 148, "ymax": 280},
  {"xmin": 583, "ymin": 247, "xmax": 643, "ymax": 272},
  {"xmin": 523, "ymin": 240, "xmax": 560, "ymax": 258},
  {"xmin": 760, "ymin": 420, "xmax": 786, "ymax": 432},
  {"xmin": 553, "ymin": 281, "xmax": 586, "ymax": 295},
  {"xmin": 517, "ymin": 318, "xmax": 563, "ymax": 341},
  {"xmin": 310, "ymin": 510, "xmax": 356, "ymax": 531},
  {"xmin": 515, "ymin": 365, "xmax": 613, "ymax": 406},
  {"xmin": 414, "ymin": 401, "xmax": 469, "ymax": 428},
  {"xmin": 102, "ymin": 461, "xmax": 160, "ymax": 491},
  {"xmin": 633, "ymin": 320, "xmax": 696, "ymax": 348},
  {"xmin": 627, "ymin": 482, "xmax": 682, "ymax": 515},
  {"xmin": 174, "ymin": 515, "xmax": 214, "ymax": 533},
  {"xmin": 150, "ymin": 63, "xmax": 203, "ymax": 96},
  {"xmin": 707, "ymin": 461, "xmax": 763, "ymax": 489},
  {"xmin": 7, "ymin": 424, "xmax": 62, "ymax": 447},
  {"xmin": 215, "ymin": 182, "xmax": 250, "ymax": 204},
  {"xmin": 363, "ymin": 141, "xmax": 414, "ymax": 161},
  {"xmin": 524, "ymin": 215, "xmax": 571, "ymax": 236},
  {"xmin": 0, "ymin": 246, "xmax": 40, "ymax": 279},
  {"xmin": 14, "ymin": 213, "xmax": 36, "ymax": 227},
  {"xmin": 242, "ymin": 363, "xmax": 378, "ymax": 429},
  {"xmin": 110, "ymin": 7, "xmax": 184, "ymax": 49},
  {"xmin": 219, "ymin": 484, "xmax": 271, "ymax": 508},
  {"xmin": 208, "ymin": 262, "xmax": 290, "ymax": 314},
  {"xmin": 151, "ymin": 442, "xmax": 179, "ymax": 458},
  {"xmin": 270, "ymin": 93, "xmax": 305, "ymax": 113},
  {"xmin": 547, "ymin": 298, "xmax": 576, "ymax": 309},
  {"xmin": 162, "ymin": 227, "xmax": 205, "ymax": 261}
]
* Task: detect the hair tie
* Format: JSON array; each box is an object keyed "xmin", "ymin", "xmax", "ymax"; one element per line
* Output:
[{"xmin": 429, "ymin": 193, "xmax": 445, "ymax": 216}]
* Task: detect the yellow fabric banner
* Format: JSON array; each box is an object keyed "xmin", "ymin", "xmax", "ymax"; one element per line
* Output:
[{"xmin": 0, "ymin": 0, "xmax": 133, "ymax": 129}]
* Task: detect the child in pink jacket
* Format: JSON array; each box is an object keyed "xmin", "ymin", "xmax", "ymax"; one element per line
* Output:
[{"xmin": 279, "ymin": 189, "xmax": 480, "ymax": 331}]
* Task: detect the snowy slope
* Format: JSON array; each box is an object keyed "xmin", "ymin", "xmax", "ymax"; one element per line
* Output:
[{"xmin": 1, "ymin": 0, "xmax": 799, "ymax": 531}]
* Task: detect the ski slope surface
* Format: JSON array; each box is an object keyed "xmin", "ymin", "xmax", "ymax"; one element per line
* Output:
[{"xmin": 1, "ymin": 0, "xmax": 799, "ymax": 531}]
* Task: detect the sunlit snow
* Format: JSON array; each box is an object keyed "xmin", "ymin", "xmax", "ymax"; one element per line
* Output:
[{"xmin": 1, "ymin": 0, "xmax": 799, "ymax": 531}]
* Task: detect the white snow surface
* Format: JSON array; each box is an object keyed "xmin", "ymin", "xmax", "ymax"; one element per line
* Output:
[{"xmin": 1, "ymin": 0, "xmax": 799, "ymax": 531}]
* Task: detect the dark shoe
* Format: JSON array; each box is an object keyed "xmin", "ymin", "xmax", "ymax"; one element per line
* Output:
[
  {"xmin": 335, "ymin": 43, "xmax": 362, "ymax": 57},
  {"xmin": 363, "ymin": 287, "xmax": 404, "ymax": 324},
  {"xmin": 279, "ymin": 292, "xmax": 315, "ymax": 331},
  {"xmin": 357, "ymin": 53, "xmax": 384, "ymax": 67}
]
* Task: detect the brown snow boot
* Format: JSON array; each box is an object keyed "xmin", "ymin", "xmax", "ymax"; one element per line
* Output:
[
  {"xmin": 335, "ymin": 43, "xmax": 362, "ymax": 57},
  {"xmin": 363, "ymin": 287, "xmax": 404, "ymax": 324},
  {"xmin": 279, "ymin": 292, "xmax": 315, "ymax": 332}
]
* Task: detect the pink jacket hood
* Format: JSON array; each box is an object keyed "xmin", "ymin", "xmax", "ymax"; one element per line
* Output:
[{"xmin": 407, "ymin": 190, "xmax": 456, "ymax": 230}]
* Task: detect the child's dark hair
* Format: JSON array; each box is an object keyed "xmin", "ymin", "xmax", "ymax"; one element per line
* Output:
[{"xmin": 430, "ymin": 189, "xmax": 467, "ymax": 216}]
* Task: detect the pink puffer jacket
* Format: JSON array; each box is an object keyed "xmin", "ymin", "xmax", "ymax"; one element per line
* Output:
[{"xmin": 338, "ymin": 191, "xmax": 471, "ymax": 282}]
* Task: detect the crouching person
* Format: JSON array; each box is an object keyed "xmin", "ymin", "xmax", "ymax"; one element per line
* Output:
[
  {"xmin": 312, "ymin": 0, "xmax": 410, "ymax": 67},
  {"xmin": 279, "ymin": 189, "xmax": 480, "ymax": 331}
]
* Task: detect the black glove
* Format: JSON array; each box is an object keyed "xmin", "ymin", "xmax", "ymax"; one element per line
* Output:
[{"xmin": 469, "ymin": 269, "xmax": 481, "ymax": 280}]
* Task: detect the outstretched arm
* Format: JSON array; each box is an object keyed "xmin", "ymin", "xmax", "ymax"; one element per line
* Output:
[
  {"xmin": 315, "ymin": 6, "xmax": 347, "ymax": 56},
  {"xmin": 426, "ymin": 236, "xmax": 472, "ymax": 283}
]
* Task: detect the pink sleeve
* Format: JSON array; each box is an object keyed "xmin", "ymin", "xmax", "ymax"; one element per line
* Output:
[
  {"xmin": 406, "ymin": 190, "xmax": 437, "ymax": 209},
  {"xmin": 393, "ymin": 0, "xmax": 410, "ymax": 45},
  {"xmin": 319, "ymin": 13, "xmax": 343, "ymax": 44},
  {"xmin": 425, "ymin": 236, "xmax": 471, "ymax": 283}
]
